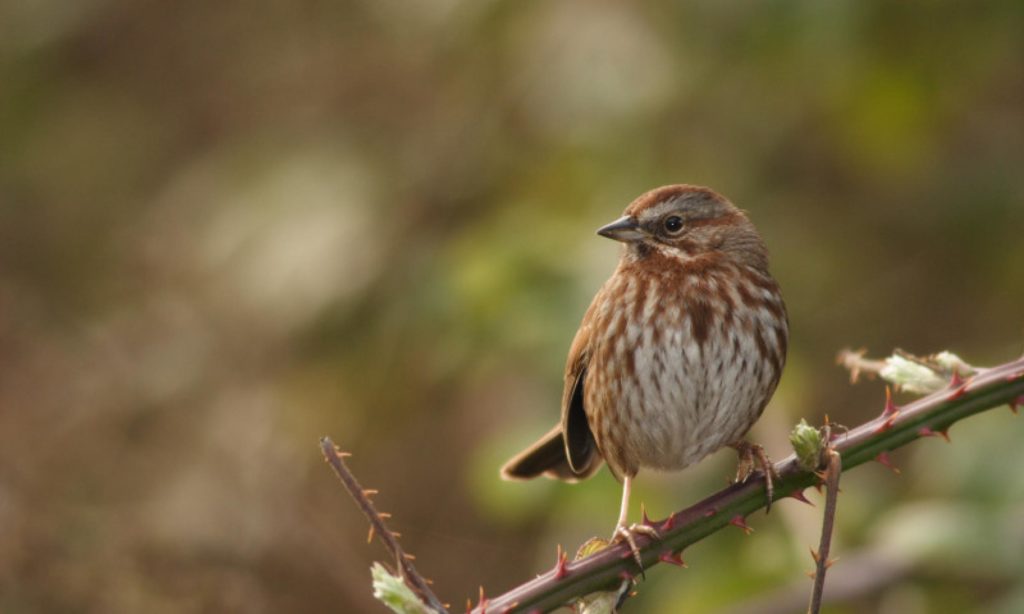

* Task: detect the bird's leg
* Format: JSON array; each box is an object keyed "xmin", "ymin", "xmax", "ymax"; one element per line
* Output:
[
  {"xmin": 730, "ymin": 441, "xmax": 779, "ymax": 511},
  {"xmin": 616, "ymin": 473, "xmax": 632, "ymax": 529},
  {"xmin": 610, "ymin": 475, "xmax": 659, "ymax": 570}
]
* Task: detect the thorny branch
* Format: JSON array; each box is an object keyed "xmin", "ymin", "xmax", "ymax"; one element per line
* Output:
[
  {"xmin": 320, "ymin": 437, "xmax": 448, "ymax": 613},
  {"xmin": 808, "ymin": 447, "xmax": 841, "ymax": 614},
  {"xmin": 324, "ymin": 352, "xmax": 1024, "ymax": 613}
]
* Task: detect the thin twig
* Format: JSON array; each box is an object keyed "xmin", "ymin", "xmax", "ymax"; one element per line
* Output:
[
  {"xmin": 320, "ymin": 437, "xmax": 449, "ymax": 613},
  {"xmin": 836, "ymin": 348, "xmax": 887, "ymax": 383},
  {"xmin": 808, "ymin": 449, "xmax": 841, "ymax": 614}
]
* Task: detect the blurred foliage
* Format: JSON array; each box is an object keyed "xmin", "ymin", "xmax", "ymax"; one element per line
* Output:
[{"xmin": 1, "ymin": 0, "xmax": 1022, "ymax": 612}]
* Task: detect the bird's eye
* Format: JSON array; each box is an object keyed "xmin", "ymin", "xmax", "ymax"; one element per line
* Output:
[{"xmin": 663, "ymin": 215, "xmax": 684, "ymax": 234}]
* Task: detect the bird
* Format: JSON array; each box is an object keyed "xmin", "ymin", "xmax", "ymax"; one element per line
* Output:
[{"xmin": 501, "ymin": 184, "xmax": 788, "ymax": 561}]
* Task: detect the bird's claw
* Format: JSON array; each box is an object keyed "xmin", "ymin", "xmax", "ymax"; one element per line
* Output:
[
  {"xmin": 612, "ymin": 523, "xmax": 660, "ymax": 572},
  {"xmin": 731, "ymin": 441, "xmax": 779, "ymax": 512}
]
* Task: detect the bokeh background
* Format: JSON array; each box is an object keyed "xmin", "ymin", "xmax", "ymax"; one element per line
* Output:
[{"xmin": 2, "ymin": 1, "xmax": 1023, "ymax": 612}]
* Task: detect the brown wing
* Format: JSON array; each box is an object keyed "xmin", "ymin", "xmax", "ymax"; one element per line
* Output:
[{"xmin": 559, "ymin": 314, "xmax": 599, "ymax": 478}]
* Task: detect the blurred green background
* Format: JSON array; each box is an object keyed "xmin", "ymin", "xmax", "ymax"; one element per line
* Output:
[{"xmin": 2, "ymin": 1, "xmax": 1023, "ymax": 612}]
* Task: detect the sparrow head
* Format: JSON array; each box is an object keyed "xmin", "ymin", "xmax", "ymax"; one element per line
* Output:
[{"xmin": 597, "ymin": 184, "xmax": 768, "ymax": 270}]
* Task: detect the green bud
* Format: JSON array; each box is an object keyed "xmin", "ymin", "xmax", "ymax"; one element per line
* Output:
[
  {"xmin": 790, "ymin": 419, "xmax": 824, "ymax": 471},
  {"xmin": 933, "ymin": 351, "xmax": 971, "ymax": 375},
  {"xmin": 574, "ymin": 537, "xmax": 630, "ymax": 614},
  {"xmin": 880, "ymin": 355, "xmax": 945, "ymax": 394},
  {"xmin": 371, "ymin": 562, "xmax": 431, "ymax": 614},
  {"xmin": 575, "ymin": 537, "xmax": 611, "ymax": 560}
]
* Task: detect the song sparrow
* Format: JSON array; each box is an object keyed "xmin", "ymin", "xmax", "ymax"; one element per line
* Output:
[{"xmin": 501, "ymin": 184, "xmax": 788, "ymax": 555}]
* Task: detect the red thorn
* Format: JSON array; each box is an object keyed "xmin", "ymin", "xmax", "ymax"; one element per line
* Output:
[
  {"xmin": 949, "ymin": 370, "xmax": 965, "ymax": 388},
  {"xmin": 875, "ymin": 451, "xmax": 901, "ymax": 474},
  {"xmin": 945, "ymin": 371, "xmax": 969, "ymax": 399},
  {"xmin": 553, "ymin": 545, "xmax": 569, "ymax": 580},
  {"xmin": 659, "ymin": 550, "xmax": 687, "ymax": 567},
  {"xmin": 471, "ymin": 585, "xmax": 487, "ymax": 614},
  {"xmin": 790, "ymin": 489, "xmax": 814, "ymax": 506},
  {"xmin": 873, "ymin": 412, "xmax": 899, "ymax": 435},
  {"xmin": 809, "ymin": 547, "xmax": 820, "ymax": 563},
  {"xmin": 882, "ymin": 386, "xmax": 899, "ymax": 417},
  {"xmin": 729, "ymin": 515, "xmax": 753, "ymax": 535},
  {"xmin": 918, "ymin": 426, "xmax": 951, "ymax": 443},
  {"xmin": 873, "ymin": 389, "xmax": 901, "ymax": 434},
  {"xmin": 1009, "ymin": 395, "xmax": 1023, "ymax": 415},
  {"xmin": 660, "ymin": 513, "xmax": 678, "ymax": 532},
  {"xmin": 641, "ymin": 503, "xmax": 654, "ymax": 527}
]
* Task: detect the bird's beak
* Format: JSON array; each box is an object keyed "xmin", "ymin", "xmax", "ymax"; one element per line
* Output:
[{"xmin": 596, "ymin": 215, "xmax": 645, "ymax": 242}]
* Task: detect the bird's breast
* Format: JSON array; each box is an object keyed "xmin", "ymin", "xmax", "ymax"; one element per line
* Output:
[{"xmin": 584, "ymin": 265, "xmax": 787, "ymax": 476}]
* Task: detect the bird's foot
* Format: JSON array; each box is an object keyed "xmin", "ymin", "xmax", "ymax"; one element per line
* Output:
[
  {"xmin": 612, "ymin": 523, "xmax": 660, "ymax": 571},
  {"xmin": 731, "ymin": 441, "xmax": 779, "ymax": 512}
]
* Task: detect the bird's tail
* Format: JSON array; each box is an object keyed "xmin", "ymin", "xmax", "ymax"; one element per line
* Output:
[{"xmin": 500, "ymin": 425, "xmax": 600, "ymax": 482}]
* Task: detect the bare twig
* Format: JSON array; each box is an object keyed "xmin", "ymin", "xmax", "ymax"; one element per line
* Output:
[
  {"xmin": 320, "ymin": 437, "xmax": 448, "ymax": 613},
  {"xmin": 808, "ymin": 448, "xmax": 841, "ymax": 614},
  {"xmin": 837, "ymin": 348, "xmax": 887, "ymax": 383}
]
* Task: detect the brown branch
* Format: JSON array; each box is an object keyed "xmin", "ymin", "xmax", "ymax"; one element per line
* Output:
[
  {"xmin": 319, "ymin": 437, "xmax": 448, "ymax": 613},
  {"xmin": 319, "ymin": 353, "xmax": 1024, "ymax": 613},
  {"xmin": 808, "ymin": 448, "xmax": 841, "ymax": 614},
  {"xmin": 469, "ymin": 355, "xmax": 1024, "ymax": 613}
]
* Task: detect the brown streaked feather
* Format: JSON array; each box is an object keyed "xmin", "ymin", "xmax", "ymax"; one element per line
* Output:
[
  {"xmin": 560, "ymin": 305, "xmax": 599, "ymax": 476},
  {"xmin": 500, "ymin": 184, "xmax": 787, "ymax": 493}
]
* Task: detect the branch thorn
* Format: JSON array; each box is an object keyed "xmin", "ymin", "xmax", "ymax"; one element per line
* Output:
[
  {"xmin": 729, "ymin": 515, "xmax": 753, "ymax": 535},
  {"xmin": 949, "ymin": 370, "xmax": 965, "ymax": 388},
  {"xmin": 882, "ymin": 386, "xmax": 899, "ymax": 417},
  {"xmin": 790, "ymin": 489, "xmax": 814, "ymax": 506},
  {"xmin": 641, "ymin": 502, "xmax": 654, "ymax": 527},
  {"xmin": 553, "ymin": 545, "xmax": 569, "ymax": 580},
  {"xmin": 918, "ymin": 426, "xmax": 951, "ymax": 443},
  {"xmin": 874, "ymin": 451, "xmax": 901, "ymax": 474},
  {"xmin": 658, "ymin": 550, "xmax": 687, "ymax": 567}
]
